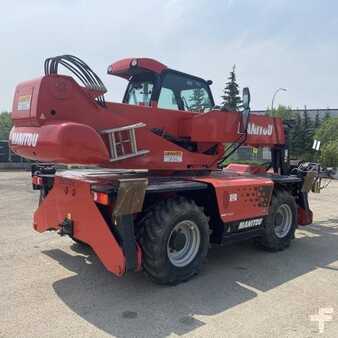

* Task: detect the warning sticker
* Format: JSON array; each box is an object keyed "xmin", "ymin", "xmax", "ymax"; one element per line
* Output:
[
  {"xmin": 164, "ymin": 151, "xmax": 183, "ymax": 163},
  {"xmin": 17, "ymin": 95, "xmax": 31, "ymax": 111}
]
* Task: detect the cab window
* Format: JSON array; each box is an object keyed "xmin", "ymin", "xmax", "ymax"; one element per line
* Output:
[
  {"xmin": 125, "ymin": 80, "xmax": 153, "ymax": 106},
  {"xmin": 158, "ymin": 87, "xmax": 178, "ymax": 110},
  {"xmin": 124, "ymin": 73, "xmax": 156, "ymax": 106},
  {"xmin": 181, "ymin": 87, "xmax": 212, "ymax": 112},
  {"xmin": 159, "ymin": 71, "xmax": 213, "ymax": 112}
]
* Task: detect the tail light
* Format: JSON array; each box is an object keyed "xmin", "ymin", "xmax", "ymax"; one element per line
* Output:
[
  {"xmin": 93, "ymin": 191, "xmax": 110, "ymax": 205},
  {"xmin": 32, "ymin": 175, "xmax": 43, "ymax": 186}
]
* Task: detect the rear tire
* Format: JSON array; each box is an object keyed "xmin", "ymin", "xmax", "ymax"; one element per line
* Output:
[
  {"xmin": 257, "ymin": 190, "xmax": 297, "ymax": 251},
  {"xmin": 138, "ymin": 197, "xmax": 210, "ymax": 285}
]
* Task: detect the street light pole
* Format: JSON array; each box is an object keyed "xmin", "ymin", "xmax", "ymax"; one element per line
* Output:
[{"xmin": 271, "ymin": 88, "xmax": 287, "ymax": 112}]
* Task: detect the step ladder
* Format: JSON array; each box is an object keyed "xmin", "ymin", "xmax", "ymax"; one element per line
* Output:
[{"xmin": 101, "ymin": 123, "xmax": 149, "ymax": 162}]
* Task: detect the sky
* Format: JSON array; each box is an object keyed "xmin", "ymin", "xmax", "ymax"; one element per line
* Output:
[{"xmin": 1, "ymin": 0, "xmax": 338, "ymax": 112}]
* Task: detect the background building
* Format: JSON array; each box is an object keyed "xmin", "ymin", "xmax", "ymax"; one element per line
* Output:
[{"xmin": 253, "ymin": 108, "xmax": 338, "ymax": 119}]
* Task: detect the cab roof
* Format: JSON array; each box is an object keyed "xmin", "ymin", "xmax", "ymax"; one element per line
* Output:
[{"xmin": 107, "ymin": 58, "xmax": 167, "ymax": 79}]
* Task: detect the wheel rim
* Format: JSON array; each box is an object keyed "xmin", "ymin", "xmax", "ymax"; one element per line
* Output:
[
  {"xmin": 167, "ymin": 220, "xmax": 201, "ymax": 267},
  {"xmin": 274, "ymin": 203, "xmax": 293, "ymax": 238}
]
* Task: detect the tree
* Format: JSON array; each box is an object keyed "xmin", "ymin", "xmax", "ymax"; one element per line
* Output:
[
  {"xmin": 266, "ymin": 104, "xmax": 294, "ymax": 120},
  {"xmin": 221, "ymin": 65, "xmax": 241, "ymax": 111},
  {"xmin": 315, "ymin": 117, "xmax": 338, "ymax": 167},
  {"xmin": 320, "ymin": 140, "xmax": 338, "ymax": 167},
  {"xmin": 314, "ymin": 112, "xmax": 321, "ymax": 129},
  {"xmin": 0, "ymin": 112, "xmax": 12, "ymax": 140},
  {"xmin": 323, "ymin": 111, "xmax": 331, "ymax": 121},
  {"xmin": 302, "ymin": 106, "xmax": 315, "ymax": 158},
  {"xmin": 289, "ymin": 112, "xmax": 304, "ymax": 158},
  {"xmin": 189, "ymin": 88, "xmax": 207, "ymax": 112},
  {"xmin": 315, "ymin": 116, "xmax": 338, "ymax": 145}
]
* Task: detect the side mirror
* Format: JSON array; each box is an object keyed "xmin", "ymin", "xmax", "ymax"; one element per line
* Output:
[
  {"xmin": 241, "ymin": 87, "xmax": 251, "ymax": 133},
  {"xmin": 242, "ymin": 87, "xmax": 250, "ymax": 110}
]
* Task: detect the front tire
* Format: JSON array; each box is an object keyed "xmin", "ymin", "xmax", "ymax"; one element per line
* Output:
[
  {"xmin": 138, "ymin": 197, "xmax": 210, "ymax": 285},
  {"xmin": 257, "ymin": 190, "xmax": 297, "ymax": 251}
]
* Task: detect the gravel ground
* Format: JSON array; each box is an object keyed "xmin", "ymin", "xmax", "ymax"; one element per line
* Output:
[{"xmin": 1, "ymin": 171, "xmax": 338, "ymax": 338}]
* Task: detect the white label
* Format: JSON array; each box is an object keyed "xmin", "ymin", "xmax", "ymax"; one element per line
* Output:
[
  {"xmin": 238, "ymin": 218, "xmax": 263, "ymax": 230},
  {"xmin": 247, "ymin": 123, "xmax": 273, "ymax": 136},
  {"xmin": 9, "ymin": 131, "xmax": 39, "ymax": 147},
  {"xmin": 164, "ymin": 151, "xmax": 183, "ymax": 163},
  {"xmin": 229, "ymin": 193, "xmax": 238, "ymax": 202},
  {"xmin": 17, "ymin": 95, "xmax": 32, "ymax": 111},
  {"xmin": 312, "ymin": 139, "xmax": 321, "ymax": 151}
]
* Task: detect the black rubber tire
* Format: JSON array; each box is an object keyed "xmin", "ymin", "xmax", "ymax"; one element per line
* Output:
[
  {"xmin": 138, "ymin": 197, "xmax": 210, "ymax": 285},
  {"xmin": 256, "ymin": 190, "xmax": 297, "ymax": 251}
]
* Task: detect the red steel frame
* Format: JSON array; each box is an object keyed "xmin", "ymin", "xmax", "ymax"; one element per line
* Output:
[{"xmin": 8, "ymin": 57, "xmax": 311, "ymax": 277}]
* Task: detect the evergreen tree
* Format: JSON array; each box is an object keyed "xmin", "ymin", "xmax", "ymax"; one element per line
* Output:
[
  {"xmin": 314, "ymin": 112, "xmax": 321, "ymax": 129},
  {"xmin": 0, "ymin": 112, "xmax": 12, "ymax": 140},
  {"xmin": 189, "ymin": 88, "xmax": 207, "ymax": 112},
  {"xmin": 302, "ymin": 106, "xmax": 315, "ymax": 159},
  {"xmin": 323, "ymin": 111, "xmax": 331, "ymax": 121},
  {"xmin": 221, "ymin": 65, "xmax": 241, "ymax": 111},
  {"xmin": 289, "ymin": 112, "xmax": 303, "ymax": 158}
]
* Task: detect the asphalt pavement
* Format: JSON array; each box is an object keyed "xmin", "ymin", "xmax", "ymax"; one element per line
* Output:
[{"xmin": 1, "ymin": 171, "xmax": 338, "ymax": 338}]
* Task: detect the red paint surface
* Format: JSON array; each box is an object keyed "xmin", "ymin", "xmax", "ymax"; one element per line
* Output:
[
  {"xmin": 10, "ymin": 73, "xmax": 286, "ymax": 171},
  {"xmin": 33, "ymin": 168, "xmax": 274, "ymax": 277},
  {"xmin": 108, "ymin": 58, "xmax": 167, "ymax": 79},
  {"xmin": 298, "ymin": 207, "xmax": 313, "ymax": 225},
  {"xmin": 34, "ymin": 176, "xmax": 127, "ymax": 276},
  {"xmin": 193, "ymin": 170, "xmax": 274, "ymax": 223}
]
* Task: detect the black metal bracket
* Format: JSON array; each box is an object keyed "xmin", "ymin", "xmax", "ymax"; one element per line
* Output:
[
  {"xmin": 59, "ymin": 218, "xmax": 74, "ymax": 237},
  {"xmin": 116, "ymin": 215, "xmax": 137, "ymax": 272}
]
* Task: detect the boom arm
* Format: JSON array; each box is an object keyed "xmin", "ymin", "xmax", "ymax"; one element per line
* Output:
[{"xmin": 9, "ymin": 56, "xmax": 286, "ymax": 171}]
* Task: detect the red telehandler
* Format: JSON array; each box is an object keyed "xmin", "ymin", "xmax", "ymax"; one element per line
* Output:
[{"xmin": 9, "ymin": 55, "xmax": 317, "ymax": 284}]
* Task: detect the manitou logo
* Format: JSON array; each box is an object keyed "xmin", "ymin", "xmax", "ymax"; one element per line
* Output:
[
  {"xmin": 9, "ymin": 132, "xmax": 39, "ymax": 147},
  {"xmin": 238, "ymin": 218, "xmax": 263, "ymax": 230},
  {"xmin": 247, "ymin": 123, "xmax": 273, "ymax": 136}
]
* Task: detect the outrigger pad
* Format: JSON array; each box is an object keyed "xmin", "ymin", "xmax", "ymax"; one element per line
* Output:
[
  {"xmin": 302, "ymin": 171, "xmax": 317, "ymax": 193},
  {"xmin": 113, "ymin": 178, "xmax": 148, "ymax": 216}
]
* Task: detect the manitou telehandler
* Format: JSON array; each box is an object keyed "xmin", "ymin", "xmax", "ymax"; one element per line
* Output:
[{"xmin": 9, "ymin": 55, "xmax": 317, "ymax": 284}]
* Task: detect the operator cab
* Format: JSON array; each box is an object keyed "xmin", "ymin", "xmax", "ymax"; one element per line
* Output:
[{"xmin": 108, "ymin": 58, "xmax": 215, "ymax": 112}]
